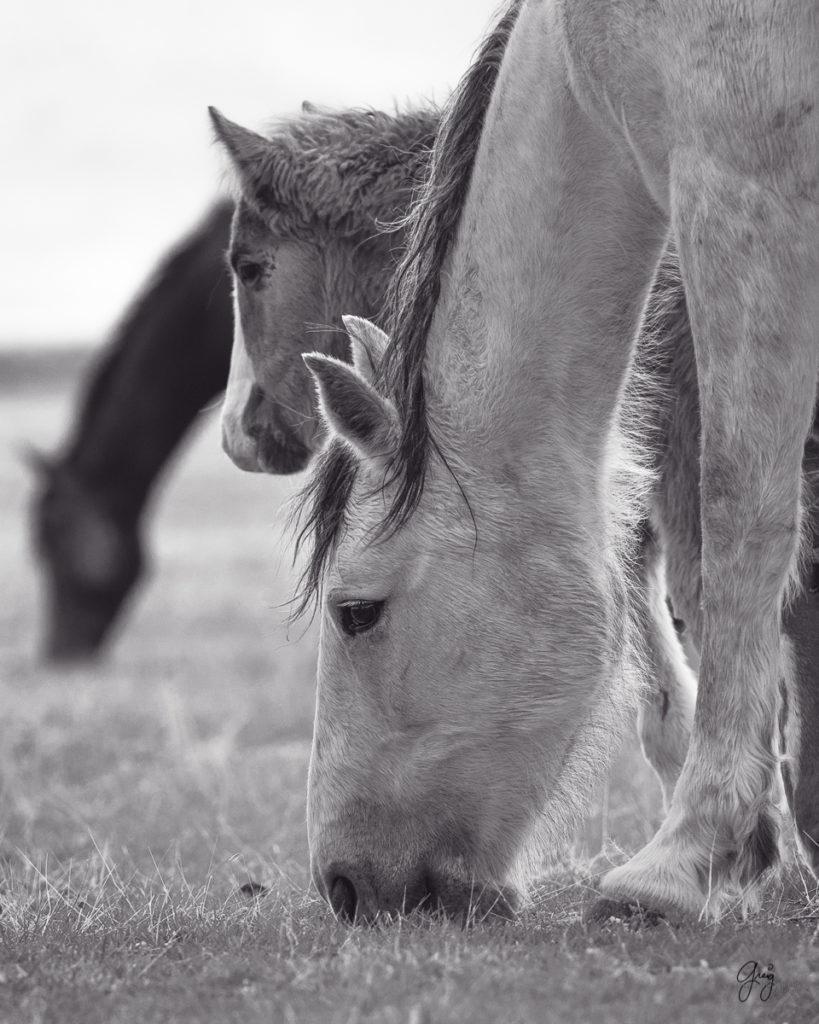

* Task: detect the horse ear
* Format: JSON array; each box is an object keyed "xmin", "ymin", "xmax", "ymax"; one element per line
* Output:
[
  {"xmin": 341, "ymin": 315, "xmax": 389, "ymax": 385},
  {"xmin": 301, "ymin": 100, "xmax": 320, "ymax": 114},
  {"xmin": 303, "ymin": 353, "xmax": 397, "ymax": 463},
  {"xmin": 208, "ymin": 106, "xmax": 275, "ymax": 200}
]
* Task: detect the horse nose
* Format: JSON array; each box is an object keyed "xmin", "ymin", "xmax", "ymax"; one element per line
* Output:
[
  {"xmin": 328, "ymin": 875, "xmax": 358, "ymax": 921},
  {"xmin": 220, "ymin": 414, "xmax": 261, "ymax": 473},
  {"xmin": 319, "ymin": 863, "xmax": 378, "ymax": 923},
  {"xmin": 316, "ymin": 859, "xmax": 517, "ymax": 924}
]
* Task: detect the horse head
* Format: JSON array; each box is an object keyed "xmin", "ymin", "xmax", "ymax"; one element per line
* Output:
[
  {"xmin": 220, "ymin": 199, "xmax": 341, "ymax": 474},
  {"xmin": 210, "ymin": 109, "xmax": 349, "ymax": 475},
  {"xmin": 295, "ymin": 316, "xmax": 612, "ymax": 923},
  {"xmin": 209, "ymin": 105, "xmax": 433, "ymax": 476},
  {"xmin": 26, "ymin": 448, "xmax": 143, "ymax": 661}
]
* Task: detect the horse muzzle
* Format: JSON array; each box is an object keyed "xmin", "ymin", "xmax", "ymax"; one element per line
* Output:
[
  {"xmin": 222, "ymin": 384, "xmax": 318, "ymax": 474},
  {"xmin": 313, "ymin": 857, "xmax": 518, "ymax": 925},
  {"xmin": 244, "ymin": 421, "xmax": 313, "ymax": 475},
  {"xmin": 221, "ymin": 410, "xmax": 264, "ymax": 473}
]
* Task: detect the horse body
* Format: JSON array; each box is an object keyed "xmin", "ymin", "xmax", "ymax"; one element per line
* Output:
[
  {"xmin": 302, "ymin": 0, "xmax": 818, "ymax": 919},
  {"xmin": 30, "ymin": 201, "xmax": 234, "ymax": 660}
]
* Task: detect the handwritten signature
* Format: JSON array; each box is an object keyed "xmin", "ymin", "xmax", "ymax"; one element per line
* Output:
[{"xmin": 737, "ymin": 961, "xmax": 775, "ymax": 1002}]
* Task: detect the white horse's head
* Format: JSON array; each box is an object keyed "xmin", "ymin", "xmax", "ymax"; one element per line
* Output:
[{"xmin": 300, "ymin": 316, "xmax": 633, "ymax": 922}]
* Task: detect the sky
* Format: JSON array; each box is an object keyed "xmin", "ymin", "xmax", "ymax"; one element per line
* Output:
[{"xmin": 2, "ymin": 0, "xmax": 500, "ymax": 345}]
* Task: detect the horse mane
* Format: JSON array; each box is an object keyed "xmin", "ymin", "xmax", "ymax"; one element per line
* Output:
[
  {"xmin": 293, "ymin": 0, "xmax": 522, "ymax": 616},
  {"xmin": 242, "ymin": 107, "xmax": 440, "ymax": 242},
  {"xmin": 379, "ymin": 0, "xmax": 522, "ymax": 528}
]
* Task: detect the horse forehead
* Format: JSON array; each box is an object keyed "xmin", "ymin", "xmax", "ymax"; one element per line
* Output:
[
  {"xmin": 331, "ymin": 485, "xmax": 466, "ymax": 593},
  {"xmin": 332, "ymin": 526, "xmax": 435, "ymax": 591},
  {"xmin": 231, "ymin": 202, "xmax": 277, "ymax": 251}
]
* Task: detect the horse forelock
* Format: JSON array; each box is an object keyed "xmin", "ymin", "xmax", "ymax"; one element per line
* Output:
[
  {"xmin": 239, "ymin": 107, "xmax": 439, "ymax": 243},
  {"xmin": 290, "ymin": 439, "xmax": 359, "ymax": 619},
  {"xmin": 377, "ymin": 0, "xmax": 523, "ymax": 533}
]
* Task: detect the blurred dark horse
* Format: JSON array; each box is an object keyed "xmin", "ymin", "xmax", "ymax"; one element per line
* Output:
[
  {"xmin": 28, "ymin": 202, "xmax": 234, "ymax": 661},
  {"xmin": 28, "ymin": 104, "xmax": 438, "ymax": 663}
]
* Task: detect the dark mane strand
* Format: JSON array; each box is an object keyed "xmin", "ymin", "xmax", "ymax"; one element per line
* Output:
[
  {"xmin": 378, "ymin": 0, "xmax": 522, "ymax": 531},
  {"xmin": 290, "ymin": 440, "xmax": 359, "ymax": 619}
]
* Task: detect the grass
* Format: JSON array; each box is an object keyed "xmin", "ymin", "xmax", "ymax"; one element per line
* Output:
[{"xmin": 1, "ymin": 353, "xmax": 818, "ymax": 1022}]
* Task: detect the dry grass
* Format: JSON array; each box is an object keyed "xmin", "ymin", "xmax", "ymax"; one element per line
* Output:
[{"xmin": 1, "ymin": 355, "xmax": 818, "ymax": 1023}]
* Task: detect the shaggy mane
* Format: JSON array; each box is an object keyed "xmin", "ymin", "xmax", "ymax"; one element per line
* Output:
[{"xmin": 241, "ymin": 107, "xmax": 439, "ymax": 241}]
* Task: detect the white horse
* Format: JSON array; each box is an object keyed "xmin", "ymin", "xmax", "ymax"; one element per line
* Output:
[{"xmin": 298, "ymin": 0, "xmax": 818, "ymax": 922}]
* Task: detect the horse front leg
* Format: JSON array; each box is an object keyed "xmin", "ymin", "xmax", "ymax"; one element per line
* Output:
[
  {"xmin": 633, "ymin": 520, "xmax": 697, "ymax": 811},
  {"xmin": 602, "ymin": 151, "xmax": 819, "ymax": 917},
  {"xmin": 630, "ymin": 248, "xmax": 701, "ymax": 808}
]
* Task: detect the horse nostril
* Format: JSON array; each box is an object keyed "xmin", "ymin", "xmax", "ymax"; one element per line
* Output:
[{"xmin": 328, "ymin": 875, "xmax": 358, "ymax": 921}]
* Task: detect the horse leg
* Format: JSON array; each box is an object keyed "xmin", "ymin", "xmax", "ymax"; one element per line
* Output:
[
  {"xmin": 638, "ymin": 246, "xmax": 819, "ymax": 878},
  {"xmin": 633, "ymin": 520, "xmax": 697, "ymax": 811},
  {"xmin": 645, "ymin": 259, "xmax": 704, "ymax": 651},
  {"xmin": 602, "ymin": 150, "xmax": 819, "ymax": 915},
  {"xmin": 630, "ymin": 248, "xmax": 700, "ymax": 808}
]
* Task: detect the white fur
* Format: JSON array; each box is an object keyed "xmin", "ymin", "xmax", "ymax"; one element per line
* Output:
[
  {"xmin": 306, "ymin": 0, "xmax": 819, "ymax": 920},
  {"xmin": 220, "ymin": 301, "xmax": 263, "ymax": 473}
]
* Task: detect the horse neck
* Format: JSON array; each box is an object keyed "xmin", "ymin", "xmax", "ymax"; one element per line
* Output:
[
  {"xmin": 64, "ymin": 203, "xmax": 234, "ymax": 525},
  {"xmin": 424, "ymin": 2, "xmax": 666, "ymax": 519}
]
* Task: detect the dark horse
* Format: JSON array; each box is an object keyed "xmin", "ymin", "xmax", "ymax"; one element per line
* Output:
[
  {"xmin": 29, "ymin": 105, "xmax": 438, "ymax": 663},
  {"xmin": 29, "ymin": 202, "xmax": 234, "ymax": 661}
]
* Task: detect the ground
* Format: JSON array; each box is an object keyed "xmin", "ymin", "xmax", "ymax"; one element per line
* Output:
[{"xmin": 0, "ymin": 350, "xmax": 817, "ymax": 1023}]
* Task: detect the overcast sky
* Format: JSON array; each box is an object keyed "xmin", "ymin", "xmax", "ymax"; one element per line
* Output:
[{"xmin": 2, "ymin": 0, "xmax": 500, "ymax": 345}]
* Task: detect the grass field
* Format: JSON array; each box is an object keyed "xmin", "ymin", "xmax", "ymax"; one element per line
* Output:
[{"xmin": 1, "ymin": 353, "xmax": 817, "ymax": 1023}]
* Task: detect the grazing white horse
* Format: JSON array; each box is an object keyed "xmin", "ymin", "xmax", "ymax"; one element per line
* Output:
[{"xmin": 298, "ymin": 0, "xmax": 818, "ymax": 921}]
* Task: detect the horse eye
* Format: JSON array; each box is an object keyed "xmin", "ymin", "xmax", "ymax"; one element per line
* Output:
[
  {"xmin": 237, "ymin": 260, "xmax": 263, "ymax": 287},
  {"xmin": 339, "ymin": 600, "xmax": 384, "ymax": 636}
]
